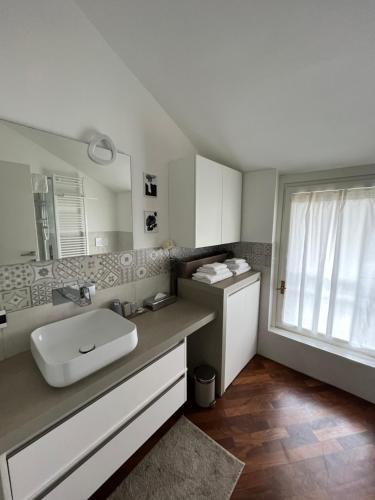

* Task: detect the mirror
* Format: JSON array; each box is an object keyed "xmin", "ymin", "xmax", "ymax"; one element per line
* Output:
[{"xmin": 0, "ymin": 119, "xmax": 132, "ymax": 265}]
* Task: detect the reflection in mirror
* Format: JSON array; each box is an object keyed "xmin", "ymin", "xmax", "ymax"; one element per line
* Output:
[{"xmin": 0, "ymin": 120, "xmax": 132, "ymax": 265}]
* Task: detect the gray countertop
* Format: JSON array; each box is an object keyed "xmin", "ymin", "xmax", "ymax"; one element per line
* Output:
[{"xmin": 0, "ymin": 298, "xmax": 215, "ymax": 455}]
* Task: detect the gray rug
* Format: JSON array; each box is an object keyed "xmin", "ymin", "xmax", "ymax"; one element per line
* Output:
[{"xmin": 108, "ymin": 416, "xmax": 244, "ymax": 500}]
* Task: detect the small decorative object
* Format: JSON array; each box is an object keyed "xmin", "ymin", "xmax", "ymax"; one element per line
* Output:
[
  {"xmin": 88, "ymin": 133, "xmax": 117, "ymax": 166},
  {"xmin": 144, "ymin": 173, "xmax": 157, "ymax": 197},
  {"xmin": 144, "ymin": 211, "xmax": 158, "ymax": 233},
  {"xmin": 161, "ymin": 239, "xmax": 176, "ymax": 251},
  {"xmin": 122, "ymin": 301, "xmax": 137, "ymax": 317},
  {"xmin": 110, "ymin": 299, "xmax": 123, "ymax": 316}
]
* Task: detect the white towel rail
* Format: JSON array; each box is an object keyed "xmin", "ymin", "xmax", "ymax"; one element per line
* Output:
[{"xmin": 52, "ymin": 175, "xmax": 88, "ymax": 258}]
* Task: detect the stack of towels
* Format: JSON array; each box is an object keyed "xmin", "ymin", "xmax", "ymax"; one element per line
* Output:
[
  {"xmin": 225, "ymin": 258, "xmax": 251, "ymax": 276},
  {"xmin": 192, "ymin": 262, "xmax": 233, "ymax": 284}
]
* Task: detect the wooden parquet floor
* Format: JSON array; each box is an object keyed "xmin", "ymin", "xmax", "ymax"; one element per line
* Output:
[
  {"xmin": 92, "ymin": 355, "xmax": 375, "ymax": 500},
  {"xmin": 185, "ymin": 356, "xmax": 375, "ymax": 500}
]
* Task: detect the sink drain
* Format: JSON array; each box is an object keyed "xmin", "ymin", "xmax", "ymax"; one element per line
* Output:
[{"xmin": 79, "ymin": 344, "xmax": 96, "ymax": 354}]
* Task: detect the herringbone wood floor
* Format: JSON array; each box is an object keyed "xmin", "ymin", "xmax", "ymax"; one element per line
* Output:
[{"xmin": 92, "ymin": 355, "xmax": 375, "ymax": 500}]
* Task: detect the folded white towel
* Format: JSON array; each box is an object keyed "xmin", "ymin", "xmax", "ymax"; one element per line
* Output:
[
  {"xmin": 201, "ymin": 262, "xmax": 227, "ymax": 271},
  {"xmin": 192, "ymin": 270, "xmax": 233, "ymax": 284},
  {"xmin": 225, "ymin": 258, "xmax": 246, "ymax": 264},
  {"xmin": 196, "ymin": 265, "xmax": 229, "ymax": 275},
  {"xmin": 231, "ymin": 265, "xmax": 251, "ymax": 276},
  {"xmin": 227, "ymin": 264, "xmax": 250, "ymax": 271}
]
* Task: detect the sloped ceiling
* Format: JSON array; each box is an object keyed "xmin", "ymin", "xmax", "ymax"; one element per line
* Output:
[{"xmin": 76, "ymin": 0, "xmax": 375, "ymax": 172}]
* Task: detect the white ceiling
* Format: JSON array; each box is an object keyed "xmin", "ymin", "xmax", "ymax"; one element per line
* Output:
[{"xmin": 76, "ymin": 0, "xmax": 375, "ymax": 172}]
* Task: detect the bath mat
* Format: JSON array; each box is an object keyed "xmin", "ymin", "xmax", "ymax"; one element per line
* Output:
[{"xmin": 108, "ymin": 416, "xmax": 244, "ymax": 500}]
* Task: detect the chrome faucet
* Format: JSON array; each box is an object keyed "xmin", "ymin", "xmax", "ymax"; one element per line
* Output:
[{"xmin": 52, "ymin": 283, "xmax": 95, "ymax": 307}]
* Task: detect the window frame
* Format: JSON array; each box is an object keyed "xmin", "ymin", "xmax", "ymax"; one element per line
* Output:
[{"xmin": 270, "ymin": 165, "xmax": 375, "ymax": 360}]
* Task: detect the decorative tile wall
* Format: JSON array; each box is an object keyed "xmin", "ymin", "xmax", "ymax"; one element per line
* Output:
[
  {"xmin": 0, "ymin": 242, "xmax": 271, "ymax": 313},
  {"xmin": 226, "ymin": 242, "xmax": 273, "ymax": 269}
]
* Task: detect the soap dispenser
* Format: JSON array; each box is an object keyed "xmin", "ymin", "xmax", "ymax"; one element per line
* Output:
[{"xmin": 110, "ymin": 299, "xmax": 123, "ymax": 316}]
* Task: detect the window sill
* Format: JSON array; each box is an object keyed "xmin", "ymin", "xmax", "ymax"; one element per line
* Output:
[{"xmin": 268, "ymin": 326, "xmax": 375, "ymax": 369}]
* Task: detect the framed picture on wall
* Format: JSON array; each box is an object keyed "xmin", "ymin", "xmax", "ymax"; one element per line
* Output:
[
  {"xmin": 144, "ymin": 211, "xmax": 158, "ymax": 233},
  {"xmin": 144, "ymin": 173, "xmax": 157, "ymax": 197}
]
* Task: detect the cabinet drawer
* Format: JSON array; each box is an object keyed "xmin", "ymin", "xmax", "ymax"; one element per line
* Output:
[
  {"xmin": 45, "ymin": 377, "xmax": 186, "ymax": 500},
  {"xmin": 8, "ymin": 342, "xmax": 186, "ymax": 500}
]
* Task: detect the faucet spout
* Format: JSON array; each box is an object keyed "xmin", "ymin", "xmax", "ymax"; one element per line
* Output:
[{"xmin": 52, "ymin": 283, "xmax": 95, "ymax": 307}]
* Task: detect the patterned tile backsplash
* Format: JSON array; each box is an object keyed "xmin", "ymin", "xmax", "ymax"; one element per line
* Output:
[
  {"xmin": 0, "ymin": 242, "xmax": 271, "ymax": 313},
  {"xmin": 226, "ymin": 241, "xmax": 273, "ymax": 268}
]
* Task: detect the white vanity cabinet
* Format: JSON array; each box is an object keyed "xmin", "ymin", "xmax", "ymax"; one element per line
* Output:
[
  {"xmin": 169, "ymin": 155, "xmax": 242, "ymax": 248},
  {"xmin": 2, "ymin": 341, "xmax": 187, "ymax": 500},
  {"xmin": 224, "ymin": 280, "xmax": 260, "ymax": 389},
  {"xmin": 178, "ymin": 273, "xmax": 260, "ymax": 395}
]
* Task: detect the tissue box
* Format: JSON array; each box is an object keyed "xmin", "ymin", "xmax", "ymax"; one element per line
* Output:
[{"xmin": 143, "ymin": 295, "xmax": 177, "ymax": 311}]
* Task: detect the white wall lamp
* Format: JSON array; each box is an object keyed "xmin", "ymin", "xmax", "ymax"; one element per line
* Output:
[{"xmin": 88, "ymin": 133, "xmax": 117, "ymax": 166}]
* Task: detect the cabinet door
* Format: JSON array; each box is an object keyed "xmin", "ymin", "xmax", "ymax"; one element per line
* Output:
[
  {"xmin": 221, "ymin": 166, "xmax": 242, "ymax": 244},
  {"xmin": 195, "ymin": 156, "xmax": 222, "ymax": 247},
  {"xmin": 0, "ymin": 162, "xmax": 38, "ymax": 264},
  {"xmin": 224, "ymin": 281, "xmax": 260, "ymax": 390}
]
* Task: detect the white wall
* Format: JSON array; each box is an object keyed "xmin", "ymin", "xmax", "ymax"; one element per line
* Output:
[
  {"xmin": 84, "ymin": 178, "xmax": 117, "ymax": 233},
  {"xmin": 116, "ymin": 192, "xmax": 132, "ymax": 232},
  {"xmin": 241, "ymin": 169, "xmax": 278, "ymax": 243},
  {"xmin": 0, "ymin": 0, "xmax": 195, "ymax": 249}
]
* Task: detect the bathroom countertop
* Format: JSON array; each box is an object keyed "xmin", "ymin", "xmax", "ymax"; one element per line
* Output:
[{"xmin": 0, "ymin": 298, "xmax": 215, "ymax": 456}]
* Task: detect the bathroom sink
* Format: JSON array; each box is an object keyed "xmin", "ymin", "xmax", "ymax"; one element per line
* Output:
[{"xmin": 31, "ymin": 309, "xmax": 138, "ymax": 387}]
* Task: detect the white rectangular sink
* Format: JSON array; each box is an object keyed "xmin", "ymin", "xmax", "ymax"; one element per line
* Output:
[{"xmin": 31, "ymin": 309, "xmax": 138, "ymax": 387}]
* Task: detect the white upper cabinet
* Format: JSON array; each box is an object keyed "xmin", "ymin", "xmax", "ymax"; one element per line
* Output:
[
  {"xmin": 195, "ymin": 156, "xmax": 223, "ymax": 247},
  {"xmin": 221, "ymin": 166, "xmax": 242, "ymax": 244},
  {"xmin": 169, "ymin": 155, "xmax": 242, "ymax": 248}
]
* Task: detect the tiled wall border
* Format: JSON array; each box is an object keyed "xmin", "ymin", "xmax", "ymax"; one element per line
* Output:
[{"xmin": 0, "ymin": 242, "xmax": 271, "ymax": 313}]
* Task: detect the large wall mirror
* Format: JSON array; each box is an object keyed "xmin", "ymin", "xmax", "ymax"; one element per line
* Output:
[{"xmin": 0, "ymin": 119, "xmax": 133, "ymax": 265}]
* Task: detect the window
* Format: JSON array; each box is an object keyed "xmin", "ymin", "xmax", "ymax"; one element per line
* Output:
[{"xmin": 276, "ymin": 178, "xmax": 375, "ymax": 358}]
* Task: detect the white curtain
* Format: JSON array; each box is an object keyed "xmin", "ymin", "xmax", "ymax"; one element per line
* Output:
[{"xmin": 282, "ymin": 186, "xmax": 375, "ymax": 355}]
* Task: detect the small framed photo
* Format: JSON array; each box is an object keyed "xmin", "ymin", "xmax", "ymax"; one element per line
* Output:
[
  {"xmin": 144, "ymin": 173, "xmax": 157, "ymax": 197},
  {"xmin": 144, "ymin": 211, "xmax": 158, "ymax": 233}
]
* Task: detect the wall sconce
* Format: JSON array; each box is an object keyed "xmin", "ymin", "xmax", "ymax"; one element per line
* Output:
[{"xmin": 88, "ymin": 133, "xmax": 117, "ymax": 166}]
